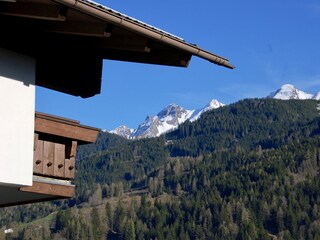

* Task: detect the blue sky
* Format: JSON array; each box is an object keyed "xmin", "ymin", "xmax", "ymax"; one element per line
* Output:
[{"xmin": 36, "ymin": 0, "xmax": 320, "ymax": 130}]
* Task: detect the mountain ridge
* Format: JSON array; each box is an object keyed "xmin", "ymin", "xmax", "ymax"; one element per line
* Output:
[
  {"xmin": 111, "ymin": 99, "xmax": 225, "ymax": 139},
  {"xmin": 110, "ymin": 84, "xmax": 320, "ymax": 139}
]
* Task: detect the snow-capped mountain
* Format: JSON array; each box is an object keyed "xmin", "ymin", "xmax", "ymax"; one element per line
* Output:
[
  {"xmin": 130, "ymin": 104, "xmax": 194, "ymax": 139},
  {"xmin": 110, "ymin": 99, "xmax": 225, "ymax": 139},
  {"xmin": 110, "ymin": 84, "xmax": 320, "ymax": 139},
  {"xmin": 189, "ymin": 99, "xmax": 225, "ymax": 122},
  {"xmin": 314, "ymin": 92, "xmax": 320, "ymax": 100},
  {"xmin": 268, "ymin": 84, "xmax": 315, "ymax": 100},
  {"xmin": 110, "ymin": 125, "xmax": 134, "ymax": 138}
]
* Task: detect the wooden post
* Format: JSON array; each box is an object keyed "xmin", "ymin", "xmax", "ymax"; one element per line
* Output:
[
  {"xmin": 43, "ymin": 141, "xmax": 54, "ymax": 176},
  {"xmin": 33, "ymin": 133, "xmax": 44, "ymax": 174},
  {"xmin": 54, "ymin": 143, "xmax": 65, "ymax": 178}
]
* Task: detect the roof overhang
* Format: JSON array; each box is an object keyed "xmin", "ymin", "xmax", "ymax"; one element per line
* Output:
[{"xmin": 0, "ymin": 0, "xmax": 234, "ymax": 97}]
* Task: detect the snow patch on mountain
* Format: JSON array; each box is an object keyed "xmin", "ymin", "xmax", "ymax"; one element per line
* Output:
[
  {"xmin": 313, "ymin": 92, "xmax": 320, "ymax": 100},
  {"xmin": 110, "ymin": 125, "xmax": 134, "ymax": 139},
  {"xmin": 268, "ymin": 84, "xmax": 314, "ymax": 100},
  {"xmin": 189, "ymin": 99, "xmax": 225, "ymax": 122},
  {"xmin": 110, "ymin": 99, "xmax": 224, "ymax": 139},
  {"xmin": 130, "ymin": 104, "xmax": 194, "ymax": 139}
]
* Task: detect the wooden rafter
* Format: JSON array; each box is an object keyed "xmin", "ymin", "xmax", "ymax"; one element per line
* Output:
[
  {"xmin": 45, "ymin": 21, "xmax": 110, "ymax": 37},
  {"xmin": 0, "ymin": 2, "xmax": 68, "ymax": 21}
]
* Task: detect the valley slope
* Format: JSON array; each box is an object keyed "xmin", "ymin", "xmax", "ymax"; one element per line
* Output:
[{"xmin": 2, "ymin": 98, "xmax": 320, "ymax": 240}]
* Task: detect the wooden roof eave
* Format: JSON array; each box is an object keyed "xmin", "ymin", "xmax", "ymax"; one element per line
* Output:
[
  {"xmin": 53, "ymin": 0, "xmax": 234, "ymax": 69},
  {"xmin": 0, "ymin": 0, "xmax": 234, "ymax": 98}
]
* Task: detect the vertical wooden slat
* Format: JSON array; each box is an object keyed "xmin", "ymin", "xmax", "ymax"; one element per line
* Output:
[
  {"xmin": 34, "ymin": 133, "xmax": 39, "ymax": 151},
  {"xmin": 54, "ymin": 143, "xmax": 65, "ymax": 178},
  {"xmin": 33, "ymin": 134, "xmax": 44, "ymax": 174},
  {"xmin": 65, "ymin": 141, "xmax": 77, "ymax": 179},
  {"xmin": 43, "ymin": 141, "xmax": 54, "ymax": 176}
]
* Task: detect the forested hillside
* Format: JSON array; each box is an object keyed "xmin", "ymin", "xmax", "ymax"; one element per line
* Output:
[{"xmin": 1, "ymin": 99, "xmax": 320, "ymax": 240}]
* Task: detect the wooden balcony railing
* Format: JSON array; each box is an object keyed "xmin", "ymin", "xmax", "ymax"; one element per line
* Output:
[
  {"xmin": 20, "ymin": 112, "xmax": 99, "ymax": 200},
  {"xmin": 33, "ymin": 112, "xmax": 99, "ymax": 178}
]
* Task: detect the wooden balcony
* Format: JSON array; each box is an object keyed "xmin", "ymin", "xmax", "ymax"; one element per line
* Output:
[
  {"xmin": 0, "ymin": 113, "xmax": 99, "ymax": 207},
  {"xmin": 32, "ymin": 112, "xmax": 98, "ymax": 180}
]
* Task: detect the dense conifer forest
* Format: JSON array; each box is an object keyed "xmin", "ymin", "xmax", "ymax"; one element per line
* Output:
[{"xmin": 1, "ymin": 99, "xmax": 320, "ymax": 240}]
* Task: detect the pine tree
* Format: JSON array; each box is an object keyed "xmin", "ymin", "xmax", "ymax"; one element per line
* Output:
[
  {"xmin": 91, "ymin": 207, "xmax": 102, "ymax": 240},
  {"xmin": 124, "ymin": 219, "xmax": 135, "ymax": 240},
  {"xmin": 105, "ymin": 201, "xmax": 113, "ymax": 231}
]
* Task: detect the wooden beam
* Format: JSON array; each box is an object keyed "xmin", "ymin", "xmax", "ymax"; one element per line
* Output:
[
  {"xmin": 35, "ymin": 113, "xmax": 99, "ymax": 144},
  {"xmin": 144, "ymin": 40, "xmax": 152, "ymax": 53},
  {"xmin": 20, "ymin": 181, "xmax": 74, "ymax": 198},
  {"xmin": 102, "ymin": 49, "xmax": 192, "ymax": 67},
  {"xmin": 41, "ymin": 30, "xmax": 152, "ymax": 52},
  {"xmin": 104, "ymin": 24, "xmax": 114, "ymax": 38},
  {"xmin": 0, "ymin": 2, "xmax": 67, "ymax": 21},
  {"xmin": 34, "ymin": 34, "xmax": 188, "ymax": 65},
  {"xmin": 102, "ymin": 43, "xmax": 152, "ymax": 53},
  {"xmin": 88, "ymin": 34, "xmax": 152, "ymax": 52},
  {"xmin": 45, "ymin": 21, "xmax": 111, "ymax": 38}
]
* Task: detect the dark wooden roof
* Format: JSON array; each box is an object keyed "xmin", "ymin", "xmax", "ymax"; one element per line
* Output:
[{"xmin": 0, "ymin": 0, "xmax": 234, "ymax": 97}]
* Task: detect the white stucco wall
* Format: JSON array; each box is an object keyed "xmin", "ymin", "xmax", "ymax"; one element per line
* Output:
[{"xmin": 0, "ymin": 47, "xmax": 35, "ymax": 187}]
